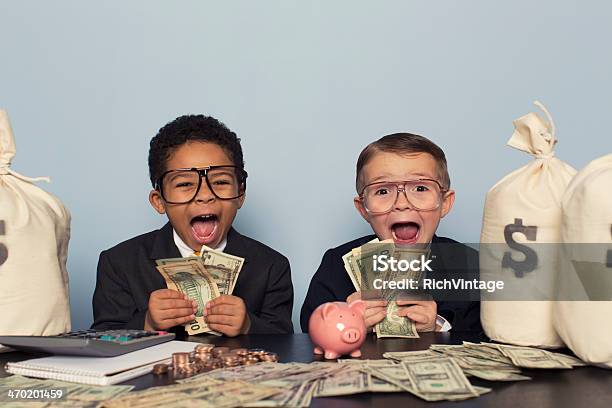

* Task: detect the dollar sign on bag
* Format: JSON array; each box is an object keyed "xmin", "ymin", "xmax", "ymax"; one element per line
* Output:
[
  {"xmin": 502, "ymin": 218, "xmax": 538, "ymax": 277},
  {"xmin": 0, "ymin": 220, "xmax": 7, "ymax": 266}
]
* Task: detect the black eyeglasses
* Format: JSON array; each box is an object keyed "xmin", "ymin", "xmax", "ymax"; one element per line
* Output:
[{"xmin": 155, "ymin": 166, "xmax": 248, "ymax": 204}]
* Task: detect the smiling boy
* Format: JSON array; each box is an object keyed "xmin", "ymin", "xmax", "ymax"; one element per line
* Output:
[
  {"xmin": 92, "ymin": 115, "xmax": 293, "ymax": 336},
  {"xmin": 300, "ymin": 133, "xmax": 481, "ymax": 334}
]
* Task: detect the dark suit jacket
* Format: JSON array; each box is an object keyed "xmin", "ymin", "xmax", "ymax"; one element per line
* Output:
[
  {"xmin": 300, "ymin": 234, "xmax": 482, "ymax": 334},
  {"xmin": 92, "ymin": 223, "xmax": 294, "ymax": 334}
]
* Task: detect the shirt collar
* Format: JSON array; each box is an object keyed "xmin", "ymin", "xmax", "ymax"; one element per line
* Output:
[{"xmin": 173, "ymin": 229, "xmax": 227, "ymax": 257}]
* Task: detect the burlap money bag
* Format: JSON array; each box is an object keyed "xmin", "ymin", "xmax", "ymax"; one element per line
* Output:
[
  {"xmin": 480, "ymin": 101, "xmax": 576, "ymax": 348},
  {"xmin": 0, "ymin": 110, "xmax": 71, "ymax": 335},
  {"xmin": 553, "ymin": 154, "xmax": 612, "ymax": 367}
]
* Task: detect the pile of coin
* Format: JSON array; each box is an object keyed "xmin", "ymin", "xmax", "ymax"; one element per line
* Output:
[{"xmin": 153, "ymin": 344, "xmax": 279, "ymax": 378}]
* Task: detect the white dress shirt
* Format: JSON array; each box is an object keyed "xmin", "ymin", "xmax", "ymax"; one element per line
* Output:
[{"xmin": 173, "ymin": 230, "xmax": 227, "ymax": 257}]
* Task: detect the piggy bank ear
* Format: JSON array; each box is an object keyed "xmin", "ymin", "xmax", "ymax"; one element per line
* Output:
[
  {"xmin": 348, "ymin": 300, "xmax": 366, "ymax": 316},
  {"xmin": 321, "ymin": 302, "xmax": 339, "ymax": 320}
]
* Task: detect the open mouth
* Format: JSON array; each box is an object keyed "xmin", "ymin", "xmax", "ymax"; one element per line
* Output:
[
  {"xmin": 190, "ymin": 214, "xmax": 219, "ymax": 245},
  {"xmin": 391, "ymin": 222, "xmax": 420, "ymax": 244}
]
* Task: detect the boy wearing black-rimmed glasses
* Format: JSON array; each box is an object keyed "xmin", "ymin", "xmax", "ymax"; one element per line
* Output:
[
  {"xmin": 300, "ymin": 133, "xmax": 482, "ymax": 335},
  {"xmin": 92, "ymin": 115, "xmax": 293, "ymax": 336}
]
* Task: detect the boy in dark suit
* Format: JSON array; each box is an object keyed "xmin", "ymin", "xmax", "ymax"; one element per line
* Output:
[
  {"xmin": 300, "ymin": 133, "xmax": 481, "ymax": 334},
  {"xmin": 92, "ymin": 115, "xmax": 293, "ymax": 336}
]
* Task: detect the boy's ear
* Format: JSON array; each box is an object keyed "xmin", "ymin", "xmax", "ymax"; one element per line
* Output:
[
  {"xmin": 149, "ymin": 189, "xmax": 166, "ymax": 214},
  {"xmin": 237, "ymin": 192, "xmax": 246, "ymax": 209},
  {"xmin": 440, "ymin": 189, "xmax": 455, "ymax": 219},
  {"xmin": 353, "ymin": 197, "xmax": 369, "ymax": 222}
]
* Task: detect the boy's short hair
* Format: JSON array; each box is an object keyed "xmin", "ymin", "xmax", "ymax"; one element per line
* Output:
[
  {"xmin": 356, "ymin": 133, "xmax": 450, "ymax": 192},
  {"xmin": 148, "ymin": 115, "xmax": 245, "ymax": 187}
]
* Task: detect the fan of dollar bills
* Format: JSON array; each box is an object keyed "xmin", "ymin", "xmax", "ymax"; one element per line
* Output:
[
  {"xmin": 99, "ymin": 342, "xmax": 584, "ymax": 406},
  {"xmin": 156, "ymin": 246, "xmax": 245, "ymax": 335},
  {"xmin": 343, "ymin": 239, "xmax": 430, "ymax": 339},
  {"xmin": 0, "ymin": 342, "xmax": 586, "ymax": 406}
]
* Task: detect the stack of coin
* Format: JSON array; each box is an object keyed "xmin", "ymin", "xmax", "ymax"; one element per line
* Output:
[
  {"xmin": 212, "ymin": 347, "xmax": 230, "ymax": 357},
  {"xmin": 243, "ymin": 356, "xmax": 260, "ymax": 366},
  {"xmin": 208, "ymin": 358, "xmax": 223, "ymax": 370},
  {"xmin": 172, "ymin": 352, "xmax": 190, "ymax": 368},
  {"xmin": 152, "ymin": 363, "xmax": 169, "ymax": 375},
  {"xmin": 248, "ymin": 348, "xmax": 267, "ymax": 357},
  {"xmin": 194, "ymin": 344, "xmax": 214, "ymax": 363},
  {"xmin": 195, "ymin": 344, "xmax": 215, "ymax": 353},
  {"xmin": 260, "ymin": 352, "xmax": 278, "ymax": 362},
  {"xmin": 172, "ymin": 352, "xmax": 196, "ymax": 376},
  {"xmin": 222, "ymin": 355, "xmax": 241, "ymax": 367},
  {"xmin": 164, "ymin": 345, "xmax": 280, "ymax": 379}
]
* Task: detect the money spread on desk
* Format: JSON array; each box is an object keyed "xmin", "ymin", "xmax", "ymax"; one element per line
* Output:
[
  {"xmin": 0, "ymin": 342, "xmax": 586, "ymax": 406},
  {"xmin": 155, "ymin": 245, "xmax": 245, "ymax": 335},
  {"xmin": 343, "ymin": 239, "xmax": 430, "ymax": 339}
]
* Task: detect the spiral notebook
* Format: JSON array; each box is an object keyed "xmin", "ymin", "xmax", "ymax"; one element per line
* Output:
[{"xmin": 6, "ymin": 340, "xmax": 199, "ymax": 386}]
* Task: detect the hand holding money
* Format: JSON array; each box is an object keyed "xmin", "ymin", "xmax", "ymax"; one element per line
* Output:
[
  {"xmin": 205, "ymin": 294, "xmax": 250, "ymax": 336},
  {"xmin": 343, "ymin": 240, "xmax": 423, "ymax": 338},
  {"xmin": 145, "ymin": 289, "xmax": 198, "ymax": 331},
  {"xmin": 395, "ymin": 299, "xmax": 437, "ymax": 332},
  {"xmin": 155, "ymin": 245, "xmax": 245, "ymax": 335},
  {"xmin": 346, "ymin": 291, "xmax": 388, "ymax": 329}
]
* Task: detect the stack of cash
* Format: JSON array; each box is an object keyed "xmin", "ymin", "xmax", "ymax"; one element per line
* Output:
[
  {"xmin": 0, "ymin": 375, "xmax": 133, "ymax": 407},
  {"xmin": 376, "ymin": 341, "xmax": 585, "ymax": 400},
  {"xmin": 342, "ymin": 239, "xmax": 429, "ymax": 339},
  {"xmin": 103, "ymin": 377, "xmax": 282, "ymax": 408},
  {"xmin": 0, "ymin": 342, "xmax": 586, "ymax": 406},
  {"xmin": 155, "ymin": 245, "xmax": 244, "ymax": 335},
  {"xmin": 174, "ymin": 342, "xmax": 583, "ymax": 405}
]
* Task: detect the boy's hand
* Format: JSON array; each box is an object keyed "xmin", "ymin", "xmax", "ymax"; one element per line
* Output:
[
  {"xmin": 396, "ymin": 299, "xmax": 437, "ymax": 332},
  {"xmin": 205, "ymin": 295, "xmax": 250, "ymax": 337},
  {"xmin": 145, "ymin": 289, "xmax": 197, "ymax": 331},
  {"xmin": 346, "ymin": 291, "xmax": 388, "ymax": 329}
]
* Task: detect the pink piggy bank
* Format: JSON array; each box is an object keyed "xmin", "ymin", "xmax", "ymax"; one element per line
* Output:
[{"xmin": 309, "ymin": 300, "xmax": 366, "ymax": 359}]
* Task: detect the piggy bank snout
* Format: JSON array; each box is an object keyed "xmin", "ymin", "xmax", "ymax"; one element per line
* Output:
[{"xmin": 341, "ymin": 328, "xmax": 361, "ymax": 344}]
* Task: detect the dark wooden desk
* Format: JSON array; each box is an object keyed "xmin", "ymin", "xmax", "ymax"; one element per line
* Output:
[{"xmin": 2, "ymin": 332, "xmax": 612, "ymax": 408}]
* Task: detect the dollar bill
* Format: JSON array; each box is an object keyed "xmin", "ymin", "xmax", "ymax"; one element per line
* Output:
[
  {"xmin": 363, "ymin": 362, "xmax": 415, "ymax": 392},
  {"xmin": 314, "ymin": 366, "xmax": 369, "ymax": 397},
  {"xmin": 0, "ymin": 375, "xmax": 133, "ymax": 404},
  {"xmin": 199, "ymin": 244, "xmax": 244, "ymax": 293},
  {"xmin": 156, "ymin": 258, "xmax": 237, "ymax": 297},
  {"xmin": 156, "ymin": 261, "xmax": 220, "ymax": 335},
  {"xmin": 463, "ymin": 369, "xmax": 531, "ymax": 381},
  {"xmin": 342, "ymin": 240, "xmax": 423, "ymax": 338},
  {"xmin": 361, "ymin": 362, "xmax": 474, "ymax": 402},
  {"xmin": 382, "ymin": 246, "xmax": 429, "ymax": 299},
  {"xmin": 104, "ymin": 377, "xmax": 280, "ymax": 408},
  {"xmin": 547, "ymin": 351, "xmax": 587, "ymax": 367},
  {"xmin": 403, "ymin": 357, "xmax": 478, "ymax": 396},
  {"xmin": 382, "ymin": 350, "xmax": 441, "ymax": 362},
  {"xmin": 496, "ymin": 345, "xmax": 574, "ymax": 369},
  {"xmin": 376, "ymin": 301, "xmax": 419, "ymax": 338},
  {"xmin": 354, "ymin": 240, "xmax": 394, "ymax": 297},
  {"xmin": 342, "ymin": 238, "xmax": 379, "ymax": 290},
  {"xmin": 342, "ymin": 251, "xmax": 361, "ymax": 290}
]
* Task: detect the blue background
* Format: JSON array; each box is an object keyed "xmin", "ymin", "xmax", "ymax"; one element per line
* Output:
[{"xmin": 1, "ymin": 1, "xmax": 610, "ymax": 331}]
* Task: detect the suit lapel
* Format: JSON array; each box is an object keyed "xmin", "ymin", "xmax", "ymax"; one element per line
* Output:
[
  {"xmin": 223, "ymin": 227, "xmax": 250, "ymax": 265},
  {"xmin": 429, "ymin": 235, "xmax": 447, "ymax": 273},
  {"xmin": 149, "ymin": 222, "xmax": 182, "ymax": 260}
]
